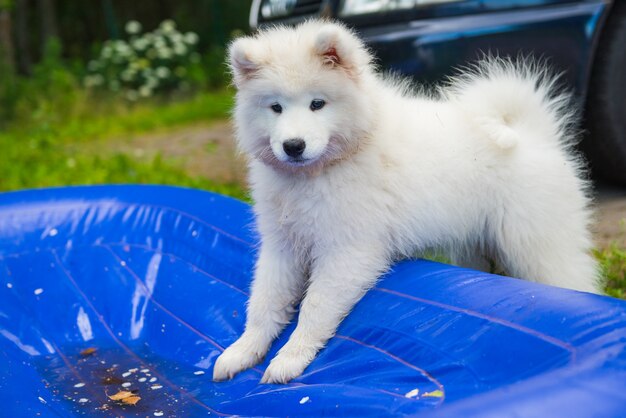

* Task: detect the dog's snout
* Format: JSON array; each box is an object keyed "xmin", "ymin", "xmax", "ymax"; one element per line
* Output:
[{"xmin": 283, "ymin": 139, "xmax": 306, "ymax": 158}]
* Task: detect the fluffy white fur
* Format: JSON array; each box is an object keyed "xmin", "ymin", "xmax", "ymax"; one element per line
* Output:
[{"xmin": 213, "ymin": 20, "xmax": 599, "ymax": 384}]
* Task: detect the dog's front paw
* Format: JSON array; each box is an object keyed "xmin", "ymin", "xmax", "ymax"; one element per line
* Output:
[
  {"xmin": 260, "ymin": 349, "xmax": 314, "ymax": 384},
  {"xmin": 212, "ymin": 335, "xmax": 268, "ymax": 382}
]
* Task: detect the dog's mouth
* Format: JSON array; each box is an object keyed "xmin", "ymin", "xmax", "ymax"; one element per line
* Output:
[{"xmin": 285, "ymin": 157, "xmax": 314, "ymax": 166}]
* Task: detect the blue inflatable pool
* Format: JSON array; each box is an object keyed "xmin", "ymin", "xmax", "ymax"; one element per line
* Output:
[{"xmin": 1, "ymin": 185, "xmax": 625, "ymax": 417}]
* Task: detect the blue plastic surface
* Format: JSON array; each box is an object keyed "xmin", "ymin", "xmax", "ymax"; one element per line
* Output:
[{"xmin": 1, "ymin": 185, "xmax": 626, "ymax": 417}]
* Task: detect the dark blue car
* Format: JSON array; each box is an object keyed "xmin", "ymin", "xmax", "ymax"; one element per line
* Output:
[{"xmin": 250, "ymin": 0, "xmax": 626, "ymax": 183}]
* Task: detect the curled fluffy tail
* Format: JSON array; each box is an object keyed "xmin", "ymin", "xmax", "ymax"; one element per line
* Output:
[{"xmin": 443, "ymin": 57, "xmax": 579, "ymax": 151}]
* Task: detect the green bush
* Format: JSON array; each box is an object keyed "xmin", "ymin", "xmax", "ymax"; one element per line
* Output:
[
  {"xmin": 0, "ymin": 38, "xmax": 86, "ymax": 129},
  {"xmin": 85, "ymin": 19, "xmax": 202, "ymax": 100}
]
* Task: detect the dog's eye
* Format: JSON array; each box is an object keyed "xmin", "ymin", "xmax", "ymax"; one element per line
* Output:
[
  {"xmin": 270, "ymin": 103, "xmax": 283, "ymax": 114},
  {"xmin": 310, "ymin": 99, "xmax": 326, "ymax": 111}
]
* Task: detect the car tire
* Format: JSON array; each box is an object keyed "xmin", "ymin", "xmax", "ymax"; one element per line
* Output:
[{"xmin": 584, "ymin": 1, "xmax": 626, "ymax": 183}]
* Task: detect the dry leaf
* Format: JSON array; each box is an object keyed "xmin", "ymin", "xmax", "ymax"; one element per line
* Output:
[
  {"xmin": 79, "ymin": 347, "xmax": 97, "ymax": 357},
  {"xmin": 108, "ymin": 390, "xmax": 134, "ymax": 401},
  {"xmin": 121, "ymin": 395, "xmax": 141, "ymax": 405}
]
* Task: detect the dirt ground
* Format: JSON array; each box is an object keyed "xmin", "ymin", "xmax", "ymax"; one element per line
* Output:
[
  {"xmin": 106, "ymin": 120, "xmax": 247, "ymax": 185},
  {"xmin": 109, "ymin": 121, "xmax": 626, "ymax": 249},
  {"xmin": 594, "ymin": 182, "xmax": 626, "ymax": 248}
]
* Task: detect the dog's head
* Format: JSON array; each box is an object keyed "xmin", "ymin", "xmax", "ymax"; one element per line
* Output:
[{"xmin": 228, "ymin": 21, "xmax": 376, "ymax": 175}]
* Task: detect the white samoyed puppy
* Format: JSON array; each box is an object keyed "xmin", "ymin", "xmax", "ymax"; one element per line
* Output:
[{"xmin": 213, "ymin": 20, "xmax": 598, "ymax": 384}]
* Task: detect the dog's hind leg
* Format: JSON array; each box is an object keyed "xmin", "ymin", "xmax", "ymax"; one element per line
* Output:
[{"xmin": 492, "ymin": 203, "xmax": 599, "ymax": 294}]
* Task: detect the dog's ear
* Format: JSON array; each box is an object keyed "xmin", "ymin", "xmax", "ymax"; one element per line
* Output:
[
  {"xmin": 228, "ymin": 38, "xmax": 261, "ymax": 87},
  {"xmin": 314, "ymin": 24, "xmax": 370, "ymax": 77}
]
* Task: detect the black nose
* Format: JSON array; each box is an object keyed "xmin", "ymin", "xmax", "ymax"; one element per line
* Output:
[{"xmin": 283, "ymin": 138, "xmax": 306, "ymax": 158}]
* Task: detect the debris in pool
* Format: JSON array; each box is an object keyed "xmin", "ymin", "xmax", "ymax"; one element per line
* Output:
[
  {"xmin": 120, "ymin": 261, "xmax": 126, "ymax": 267},
  {"xmin": 108, "ymin": 390, "xmax": 134, "ymax": 401},
  {"xmin": 140, "ymin": 368, "xmax": 150, "ymax": 373},
  {"xmin": 101, "ymin": 375, "xmax": 124, "ymax": 385},
  {"xmin": 138, "ymin": 377, "xmax": 147, "ymax": 382},
  {"xmin": 6, "ymin": 283, "xmax": 12, "ymax": 289},
  {"xmin": 108, "ymin": 390, "xmax": 141, "ymax": 406},
  {"xmin": 96, "ymin": 404, "xmax": 111, "ymax": 411},
  {"xmin": 34, "ymin": 288, "xmax": 44, "ymax": 295},
  {"xmin": 149, "ymin": 377, "xmax": 157, "ymax": 383},
  {"xmin": 79, "ymin": 347, "xmax": 97, "ymax": 357},
  {"xmin": 73, "ymin": 383, "xmax": 86, "ymax": 388},
  {"xmin": 299, "ymin": 396, "xmax": 310, "ymax": 404},
  {"xmin": 122, "ymin": 372, "xmax": 132, "ymax": 378},
  {"xmin": 193, "ymin": 370, "xmax": 205, "ymax": 375},
  {"xmin": 150, "ymin": 384, "xmax": 163, "ymax": 390},
  {"xmin": 404, "ymin": 389, "xmax": 419, "ymax": 399},
  {"xmin": 37, "ymin": 396, "xmax": 46, "ymax": 404},
  {"xmin": 128, "ymin": 368, "xmax": 138, "ymax": 373},
  {"xmin": 154, "ymin": 412, "xmax": 164, "ymax": 417},
  {"xmin": 423, "ymin": 390, "xmax": 444, "ymax": 398},
  {"xmin": 49, "ymin": 228, "xmax": 58, "ymax": 237},
  {"xmin": 78, "ymin": 398, "xmax": 89, "ymax": 403},
  {"xmin": 122, "ymin": 396, "xmax": 141, "ymax": 406},
  {"xmin": 122, "ymin": 382, "xmax": 132, "ymax": 388}
]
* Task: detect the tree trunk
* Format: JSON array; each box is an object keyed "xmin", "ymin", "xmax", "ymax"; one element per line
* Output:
[
  {"xmin": 14, "ymin": 0, "xmax": 32, "ymax": 75},
  {"xmin": 38, "ymin": 0, "xmax": 59, "ymax": 48},
  {"xmin": 0, "ymin": 9, "xmax": 15, "ymax": 73}
]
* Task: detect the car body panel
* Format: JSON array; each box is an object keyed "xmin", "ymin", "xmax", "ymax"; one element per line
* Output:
[{"xmin": 253, "ymin": 0, "xmax": 613, "ymax": 100}]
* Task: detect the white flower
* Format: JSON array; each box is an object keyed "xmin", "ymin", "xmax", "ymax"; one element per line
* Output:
[
  {"xmin": 125, "ymin": 20, "xmax": 142, "ymax": 35},
  {"xmin": 154, "ymin": 37, "xmax": 166, "ymax": 50},
  {"xmin": 116, "ymin": 42, "xmax": 133, "ymax": 57},
  {"xmin": 146, "ymin": 77, "xmax": 159, "ymax": 89},
  {"xmin": 101, "ymin": 46, "xmax": 112, "ymax": 59},
  {"xmin": 184, "ymin": 32, "xmax": 199, "ymax": 45},
  {"xmin": 139, "ymin": 85, "xmax": 152, "ymax": 97},
  {"xmin": 132, "ymin": 38, "xmax": 148, "ymax": 51},
  {"xmin": 155, "ymin": 66, "xmax": 170, "ymax": 79},
  {"xmin": 169, "ymin": 33, "xmax": 183, "ymax": 44},
  {"xmin": 159, "ymin": 19, "xmax": 176, "ymax": 33},
  {"xmin": 173, "ymin": 43, "xmax": 187, "ymax": 56},
  {"xmin": 157, "ymin": 47, "xmax": 172, "ymax": 60}
]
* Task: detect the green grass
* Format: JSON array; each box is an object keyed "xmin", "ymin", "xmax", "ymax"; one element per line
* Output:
[
  {"xmin": 0, "ymin": 90, "xmax": 247, "ymax": 201},
  {"xmin": 597, "ymin": 245, "xmax": 626, "ymax": 298},
  {"xmin": 51, "ymin": 90, "xmax": 235, "ymax": 142}
]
